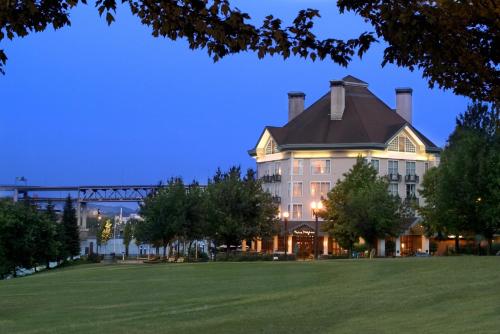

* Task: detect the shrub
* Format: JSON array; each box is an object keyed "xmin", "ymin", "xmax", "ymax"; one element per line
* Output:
[{"xmin": 86, "ymin": 253, "xmax": 102, "ymax": 263}]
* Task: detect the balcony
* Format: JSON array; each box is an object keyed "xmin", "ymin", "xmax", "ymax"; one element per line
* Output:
[
  {"xmin": 261, "ymin": 174, "xmax": 282, "ymax": 183},
  {"xmin": 404, "ymin": 196, "xmax": 419, "ymax": 206},
  {"xmin": 405, "ymin": 174, "xmax": 420, "ymax": 183},
  {"xmin": 387, "ymin": 173, "xmax": 402, "ymax": 182},
  {"xmin": 272, "ymin": 196, "xmax": 281, "ymax": 204}
]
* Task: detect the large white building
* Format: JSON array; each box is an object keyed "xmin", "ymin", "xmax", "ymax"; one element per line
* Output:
[{"xmin": 248, "ymin": 76, "xmax": 441, "ymax": 258}]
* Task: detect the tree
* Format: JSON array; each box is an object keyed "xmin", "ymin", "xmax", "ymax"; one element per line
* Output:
[
  {"xmin": 32, "ymin": 202, "xmax": 59, "ymax": 270},
  {"xmin": 1, "ymin": 1, "xmax": 497, "ymax": 102},
  {"xmin": 100, "ymin": 219, "xmax": 113, "ymax": 253},
  {"xmin": 139, "ymin": 178, "xmax": 187, "ymax": 257},
  {"xmin": 61, "ymin": 196, "xmax": 80, "ymax": 260},
  {"xmin": 122, "ymin": 220, "xmax": 135, "ymax": 257},
  {"xmin": 321, "ymin": 157, "xmax": 406, "ymax": 257},
  {"xmin": 183, "ymin": 182, "xmax": 208, "ymax": 261},
  {"xmin": 205, "ymin": 167, "xmax": 279, "ymax": 258},
  {"xmin": 419, "ymin": 103, "xmax": 500, "ymax": 253}
]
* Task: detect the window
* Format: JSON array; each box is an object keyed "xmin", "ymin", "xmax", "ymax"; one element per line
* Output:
[
  {"xmin": 274, "ymin": 162, "xmax": 281, "ymax": 175},
  {"xmin": 389, "ymin": 183, "xmax": 399, "ymax": 197},
  {"xmin": 292, "ymin": 159, "xmax": 303, "ymax": 175},
  {"xmin": 273, "ymin": 184, "xmax": 281, "ymax": 196},
  {"xmin": 406, "ymin": 161, "xmax": 416, "ymax": 176},
  {"xmin": 406, "ymin": 184, "xmax": 416, "ymax": 198},
  {"xmin": 388, "ymin": 134, "xmax": 416, "ymax": 153},
  {"xmin": 265, "ymin": 138, "xmax": 277, "ymax": 154},
  {"xmin": 292, "ymin": 182, "xmax": 303, "ymax": 197},
  {"xmin": 288, "ymin": 204, "xmax": 303, "ymax": 220},
  {"xmin": 310, "ymin": 182, "xmax": 331, "ymax": 198},
  {"xmin": 388, "ymin": 160, "xmax": 399, "ymax": 175},
  {"xmin": 371, "ymin": 159, "xmax": 380, "ymax": 173},
  {"xmin": 311, "ymin": 159, "xmax": 331, "ymax": 175}
]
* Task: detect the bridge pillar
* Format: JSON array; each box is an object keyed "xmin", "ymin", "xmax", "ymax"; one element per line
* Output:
[{"xmin": 13, "ymin": 189, "xmax": 19, "ymax": 202}]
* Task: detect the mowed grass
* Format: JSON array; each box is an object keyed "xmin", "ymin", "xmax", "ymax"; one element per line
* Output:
[{"xmin": 0, "ymin": 257, "xmax": 499, "ymax": 334}]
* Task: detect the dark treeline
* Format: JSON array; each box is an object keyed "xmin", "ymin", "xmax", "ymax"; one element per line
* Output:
[
  {"xmin": 132, "ymin": 166, "xmax": 279, "ymax": 260},
  {"xmin": 0, "ymin": 196, "xmax": 80, "ymax": 278},
  {"xmin": 419, "ymin": 102, "xmax": 499, "ymax": 254}
]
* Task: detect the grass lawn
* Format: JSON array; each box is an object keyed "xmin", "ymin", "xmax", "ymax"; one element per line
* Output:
[{"xmin": 0, "ymin": 257, "xmax": 499, "ymax": 334}]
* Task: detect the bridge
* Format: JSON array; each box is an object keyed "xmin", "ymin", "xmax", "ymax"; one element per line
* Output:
[{"xmin": 0, "ymin": 184, "xmax": 203, "ymax": 232}]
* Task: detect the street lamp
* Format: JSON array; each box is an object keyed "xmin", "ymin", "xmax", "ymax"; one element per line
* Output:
[
  {"xmin": 311, "ymin": 200, "xmax": 324, "ymax": 260},
  {"xmin": 282, "ymin": 211, "xmax": 289, "ymax": 259}
]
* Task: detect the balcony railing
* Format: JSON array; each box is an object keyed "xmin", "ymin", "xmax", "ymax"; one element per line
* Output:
[
  {"xmin": 404, "ymin": 196, "xmax": 419, "ymax": 206},
  {"xmin": 387, "ymin": 173, "xmax": 402, "ymax": 182},
  {"xmin": 405, "ymin": 174, "xmax": 420, "ymax": 183},
  {"xmin": 272, "ymin": 196, "xmax": 281, "ymax": 204},
  {"xmin": 261, "ymin": 174, "xmax": 282, "ymax": 183}
]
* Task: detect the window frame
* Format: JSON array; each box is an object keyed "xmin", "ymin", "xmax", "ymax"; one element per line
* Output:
[{"xmin": 310, "ymin": 159, "xmax": 331, "ymax": 175}]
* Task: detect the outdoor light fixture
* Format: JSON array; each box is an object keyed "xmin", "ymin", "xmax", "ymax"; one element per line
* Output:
[
  {"xmin": 311, "ymin": 200, "xmax": 324, "ymax": 260},
  {"xmin": 283, "ymin": 211, "xmax": 289, "ymax": 259}
]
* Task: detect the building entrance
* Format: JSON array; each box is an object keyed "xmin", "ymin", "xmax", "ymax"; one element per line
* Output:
[{"xmin": 292, "ymin": 225, "xmax": 315, "ymax": 259}]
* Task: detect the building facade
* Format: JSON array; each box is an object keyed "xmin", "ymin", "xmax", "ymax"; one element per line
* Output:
[{"xmin": 248, "ymin": 76, "xmax": 441, "ymax": 258}]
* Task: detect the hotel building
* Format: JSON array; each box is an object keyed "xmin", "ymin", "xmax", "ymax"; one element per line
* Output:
[{"xmin": 248, "ymin": 76, "xmax": 441, "ymax": 257}]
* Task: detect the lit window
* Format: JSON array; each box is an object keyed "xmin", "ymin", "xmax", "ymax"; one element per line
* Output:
[
  {"xmin": 311, "ymin": 160, "xmax": 331, "ymax": 174},
  {"xmin": 292, "ymin": 182, "xmax": 303, "ymax": 197},
  {"xmin": 293, "ymin": 159, "xmax": 303, "ymax": 175},
  {"xmin": 274, "ymin": 162, "xmax": 281, "ymax": 175},
  {"xmin": 310, "ymin": 182, "xmax": 331, "ymax": 198},
  {"xmin": 288, "ymin": 204, "xmax": 303, "ymax": 220}
]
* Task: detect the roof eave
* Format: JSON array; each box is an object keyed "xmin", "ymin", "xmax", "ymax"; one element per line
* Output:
[{"xmin": 278, "ymin": 143, "xmax": 387, "ymax": 151}]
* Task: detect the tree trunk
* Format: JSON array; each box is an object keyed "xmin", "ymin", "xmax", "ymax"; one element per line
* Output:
[
  {"xmin": 125, "ymin": 245, "xmax": 129, "ymax": 257},
  {"xmin": 455, "ymin": 236, "xmax": 460, "ymax": 254},
  {"xmin": 187, "ymin": 240, "xmax": 193, "ymax": 262},
  {"xmin": 487, "ymin": 239, "xmax": 493, "ymax": 255}
]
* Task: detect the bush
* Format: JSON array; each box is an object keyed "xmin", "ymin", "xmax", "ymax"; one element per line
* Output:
[
  {"xmin": 215, "ymin": 252, "xmax": 295, "ymax": 262},
  {"xmin": 86, "ymin": 253, "xmax": 103, "ymax": 263},
  {"xmin": 385, "ymin": 240, "xmax": 396, "ymax": 256},
  {"xmin": 353, "ymin": 243, "xmax": 367, "ymax": 253},
  {"xmin": 490, "ymin": 242, "xmax": 500, "ymax": 255},
  {"xmin": 319, "ymin": 254, "xmax": 348, "ymax": 260}
]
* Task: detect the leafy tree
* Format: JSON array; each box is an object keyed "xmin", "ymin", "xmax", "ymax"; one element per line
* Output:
[
  {"xmin": 100, "ymin": 219, "xmax": 113, "ymax": 253},
  {"xmin": 139, "ymin": 178, "xmax": 187, "ymax": 257},
  {"xmin": 1, "ymin": 1, "xmax": 497, "ymax": 102},
  {"xmin": 122, "ymin": 220, "xmax": 135, "ymax": 257},
  {"xmin": 321, "ymin": 157, "xmax": 406, "ymax": 257},
  {"xmin": 0, "ymin": 200, "xmax": 33, "ymax": 276},
  {"xmin": 61, "ymin": 196, "xmax": 80, "ymax": 260},
  {"xmin": 32, "ymin": 202, "xmax": 59, "ymax": 270},
  {"xmin": 183, "ymin": 182, "xmax": 208, "ymax": 261},
  {"xmin": 205, "ymin": 167, "xmax": 279, "ymax": 258},
  {"xmin": 419, "ymin": 103, "xmax": 499, "ymax": 253}
]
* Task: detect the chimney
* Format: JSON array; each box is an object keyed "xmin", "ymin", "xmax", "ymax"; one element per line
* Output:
[
  {"xmin": 288, "ymin": 92, "xmax": 305, "ymax": 121},
  {"xmin": 330, "ymin": 80, "xmax": 345, "ymax": 120},
  {"xmin": 396, "ymin": 88, "xmax": 413, "ymax": 124}
]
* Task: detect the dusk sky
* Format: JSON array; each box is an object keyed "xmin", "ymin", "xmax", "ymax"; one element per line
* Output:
[{"xmin": 0, "ymin": 1, "xmax": 469, "ymax": 187}]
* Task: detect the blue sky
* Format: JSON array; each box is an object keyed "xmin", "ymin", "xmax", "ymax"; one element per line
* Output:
[{"xmin": 0, "ymin": 1, "xmax": 469, "ymax": 187}]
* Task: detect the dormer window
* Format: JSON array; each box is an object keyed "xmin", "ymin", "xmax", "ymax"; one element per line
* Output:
[
  {"xmin": 388, "ymin": 134, "xmax": 416, "ymax": 153},
  {"xmin": 265, "ymin": 138, "xmax": 278, "ymax": 155}
]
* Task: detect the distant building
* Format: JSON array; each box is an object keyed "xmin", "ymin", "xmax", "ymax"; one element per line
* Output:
[{"xmin": 248, "ymin": 75, "xmax": 441, "ymax": 257}]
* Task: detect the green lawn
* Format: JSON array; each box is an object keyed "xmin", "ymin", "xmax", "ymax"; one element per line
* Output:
[{"xmin": 0, "ymin": 257, "xmax": 499, "ymax": 334}]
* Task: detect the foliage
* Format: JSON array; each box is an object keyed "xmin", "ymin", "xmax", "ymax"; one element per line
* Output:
[
  {"xmin": 100, "ymin": 219, "xmax": 113, "ymax": 247},
  {"xmin": 122, "ymin": 220, "xmax": 135, "ymax": 257},
  {"xmin": 0, "ymin": 200, "xmax": 61, "ymax": 277},
  {"xmin": 205, "ymin": 167, "xmax": 279, "ymax": 257},
  {"xmin": 139, "ymin": 178, "xmax": 188, "ymax": 256},
  {"xmin": 419, "ymin": 103, "xmax": 499, "ymax": 252},
  {"xmin": 321, "ymin": 157, "xmax": 407, "ymax": 256},
  {"xmin": 61, "ymin": 196, "xmax": 80, "ymax": 259},
  {"xmin": 0, "ymin": 1, "xmax": 497, "ymax": 101},
  {"xmin": 385, "ymin": 239, "xmax": 396, "ymax": 256}
]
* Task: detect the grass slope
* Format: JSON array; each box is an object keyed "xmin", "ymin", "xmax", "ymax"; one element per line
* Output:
[{"xmin": 0, "ymin": 257, "xmax": 499, "ymax": 334}]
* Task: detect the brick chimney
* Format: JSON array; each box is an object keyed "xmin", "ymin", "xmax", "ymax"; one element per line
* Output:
[
  {"xmin": 330, "ymin": 80, "xmax": 345, "ymax": 120},
  {"xmin": 288, "ymin": 92, "xmax": 305, "ymax": 121},
  {"xmin": 396, "ymin": 88, "xmax": 413, "ymax": 124}
]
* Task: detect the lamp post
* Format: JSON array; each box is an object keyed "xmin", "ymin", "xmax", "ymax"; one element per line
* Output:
[
  {"xmin": 311, "ymin": 200, "xmax": 324, "ymax": 260},
  {"xmin": 282, "ymin": 211, "xmax": 289, "ymax": 259}
]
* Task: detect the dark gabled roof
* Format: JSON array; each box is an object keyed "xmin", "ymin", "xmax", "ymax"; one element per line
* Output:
[{"xmin": 250, "ymin": 76, "xmax": 440, "ymax": 155}]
